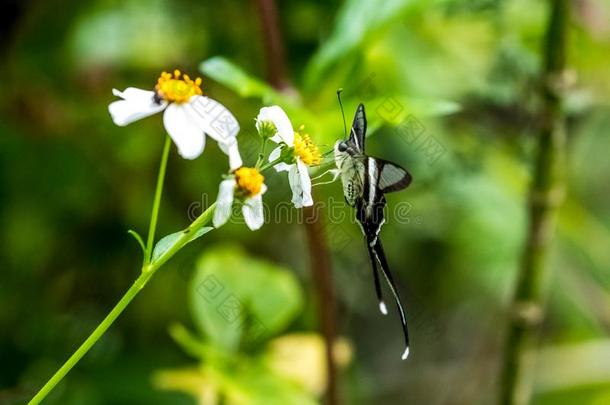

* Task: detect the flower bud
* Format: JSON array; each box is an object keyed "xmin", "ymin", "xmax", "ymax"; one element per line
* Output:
[{"xmin": 256, "ymin": 119, "xmax": 277, "ymax": 139}]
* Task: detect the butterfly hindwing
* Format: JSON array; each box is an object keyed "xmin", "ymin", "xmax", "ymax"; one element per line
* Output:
[
  {"xmin": 372, "ymin": 239, "xmax": 410, "ymax": 360},
  {"xmin": 374, "ymin": 158, "xmax": 413, "ymax": 193},
  {"xmin": 356, "ymin": 193, "xmax": 410, "ymax": 360},
  {"xmin": 359, "ymin": 157, "xmax": 386, "ymax": 240}
]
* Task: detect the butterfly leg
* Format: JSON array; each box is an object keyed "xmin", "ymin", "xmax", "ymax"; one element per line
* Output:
[
  {"xmin": 311, "ymin": 169, "xmax": 341, "ymax": 186},
  {"xmin": 372, "ymin": 239, "xmax": 410, "ymax": 360}
]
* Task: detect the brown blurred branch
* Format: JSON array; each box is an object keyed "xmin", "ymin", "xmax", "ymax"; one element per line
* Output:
[
  {"xmin": 498, "ymin": 0, "xmax": 570, "ymax": 404},
  {"xmin": 303, "ymin": 204, "xmax": 339, "ymax": 405},
  {"xmin": 254, "ymin": 1, "xmax": 339, "ymax": 404},
  {"xmin": 254, "ymin": 0, "xmax": 290, "ymax": 90}
]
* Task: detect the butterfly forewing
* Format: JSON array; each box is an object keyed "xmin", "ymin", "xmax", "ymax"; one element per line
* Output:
[{"xmin": 348, "ymin": 103, "xmax": 366, "ymax": 152}]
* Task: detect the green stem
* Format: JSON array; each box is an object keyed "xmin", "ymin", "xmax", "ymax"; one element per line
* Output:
[
  {"xmin": 149, "ymin": 202, "xmax": 217, "ymax": 270},
  {"xmin": 498, "ymin": 0, "xmax": 569, "ymax": 404},
  {"xmin": 259, "ymin": 155, "xmax": 285, "ymax": 172},
  {"xmin": 145, "ymin": 134, "xmax": 172, "ymax": 264},
  {"xmin": 255, "ymin": 138, "xmax": 268, "ymax": 169},
  {"xmin": 28, "ymin": 202, "xmax": 217, "ymax": 405},
  {"xmin": 28, "ymin": 272, "xmax": 151, "ymax": 405}
]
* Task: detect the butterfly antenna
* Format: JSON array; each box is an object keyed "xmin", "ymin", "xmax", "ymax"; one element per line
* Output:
[{"xmin": 337, "ymin": 88, "xmax": 347, "ymax": 138}]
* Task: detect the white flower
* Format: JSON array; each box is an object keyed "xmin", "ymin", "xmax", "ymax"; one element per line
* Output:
[
  {"xmin": 257, "ymin": 106, "xmax": 320, "ymax": 208},
  {"xmin": 256, "ymin": 105, "xmax": 294, "ymax": 142},
  {"xmin": 213, "ymin": 167, "xmax": 266, "ymax": 231},
  {"xmin": 108, "ymin": 70, "xmax": 242, "ymax": 169}
]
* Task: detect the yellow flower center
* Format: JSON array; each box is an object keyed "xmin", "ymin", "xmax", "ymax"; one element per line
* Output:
[
  {"xmin": 235, "ymin": 167, "xmax": 264, "ymax": 197},
  {"xmin": 293, "ymin": 127, "xmax": 321, "ymax": 166},
  {"xmin": 155, "ymin": 70, "xmax": 203, "ymax": 104}
]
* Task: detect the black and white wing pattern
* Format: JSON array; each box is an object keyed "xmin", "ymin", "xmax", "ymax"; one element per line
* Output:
[
  {"xmin": 334, "ymin": 102, "xmax": 414, "ymax": 360},
  {"xmin": 334, "ymin": 103, "xmax": 368, "ymax": 207},
  {"xmin": 376, "ymin": 159, "xmax": 412, "ymax": 193},
  {"xmin": 356, "ymin": 156, "xmax": 412, "ymax": 360},
  {"xmin": 357, "ymin": 157, "xmax": 411, "ymax": 241},
  {"xmin": 348, "ymin": 103, "xmax": 366, "ymax": 153}
]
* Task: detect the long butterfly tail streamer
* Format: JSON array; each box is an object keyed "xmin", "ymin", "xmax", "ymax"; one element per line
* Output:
[
  {"xmin": 365, "ymin": 238, "xmax": 387, "ymax": 315},
  {"xmin": 372, "ymin": 239, "xmax": 410, "ymax": 360}
]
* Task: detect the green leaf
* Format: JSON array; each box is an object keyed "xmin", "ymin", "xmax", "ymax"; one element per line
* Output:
[
  {"xmin": 154, "ymin": 359, "xmax": 317, "ymax": 405},
  {"xmin": 153, "ymin": 366, "xmax": 218, "ymax": 403},
  {"xmin": 127, "ymin": 229, "xmax": 146, "ymax": 255},
  {"xmin": 152, "ymin": 227, "xmax": 214, "ymax": 263},
  {"xmin": 168, "ymin": 323, "xmax": 208, "ymax": 359},
  {"xmin": 365, "ymin": 96, "xmax": 461, "ymax": 129},
  {"xmin": 189, "ymin": 245, "xmax": 303, "ymax": 352},
  {"xmin": 200, "ymin": 56, "xmax": 287, "ymax": 105},
  {"xmin": 304, "ymin": 0, "xmax": 419, "ymax": 87},
  {"xmin": 198, "ymin": 57, "xmax": 321, "ymax": 135},
  {"xmin": 222, "ymin": 361, "xmax": 318, "ymax": 405}
]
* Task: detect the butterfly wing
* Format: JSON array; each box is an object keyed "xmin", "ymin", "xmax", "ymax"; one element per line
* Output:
[
  {"xmin": 334, "ymin": 103, "xmax": 369, "ymax": 206},
  {"xmin": 372, "ymin": 239, "xmax": 410, "ymax": 360},
  {"xmin": 354, "ymin": 157, "xmax": 412, "ymax": 245},
  {"xmin": 355, "ymin": 157, "xmax": 411, "ymax": 360},
  {"xmin": 356, "ymin": 157, "xmax": 387, "ymax": 243},
  {"xmin": 374, "ymin": 158, "xmax": 413, "ymax": 193},
  {"xmin": 347, "ymin": 103, "xmax": 366, "ymax": 153}
]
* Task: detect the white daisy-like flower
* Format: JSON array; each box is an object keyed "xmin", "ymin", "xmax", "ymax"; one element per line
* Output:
[
  {"xmin": 108, "ymin": 70, "xmax": 242, "ymax": 169},
  {"xmin": 257, "ymin": 106, "xmax": 321, "ymax": 208},
  {"xmin": 213, "ymin": 167, "xmax": 267, "ymax": 231}
]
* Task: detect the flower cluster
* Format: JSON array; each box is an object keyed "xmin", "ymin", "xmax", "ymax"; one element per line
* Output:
[{"xmin": 108, "ymin": 71, "xmax": 323, "ymax": 231}]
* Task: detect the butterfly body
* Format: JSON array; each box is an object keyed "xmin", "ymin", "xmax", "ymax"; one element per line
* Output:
[
  {"xmin": 334, "ymin": 147, "xmax": 365, "ymax": 206},
  {"xmin": 334, "ymin": 103, "xmax": 413, "ymax": 360}
]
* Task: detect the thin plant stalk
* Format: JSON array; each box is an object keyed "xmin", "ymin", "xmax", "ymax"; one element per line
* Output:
[
  {"xmin": 28, "ymin": 134, "xmax": 218, "ymax": 404},
  {"xmin": 498, "ymin": 0, "xmax": 569, "ymax": 404},
  {"xmin": 145, "ymin": 134, "xmax": 172, "ymax": 263}
]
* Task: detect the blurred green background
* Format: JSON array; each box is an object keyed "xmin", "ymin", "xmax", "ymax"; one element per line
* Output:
[{"xmin": 2, "ymin": 0, "xmax": 610, "ymax": 404}]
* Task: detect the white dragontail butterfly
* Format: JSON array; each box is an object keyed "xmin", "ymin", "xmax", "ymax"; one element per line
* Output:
[{"xmin": 334, "ymin": 100, "xmax": 413, "ymax": 360}]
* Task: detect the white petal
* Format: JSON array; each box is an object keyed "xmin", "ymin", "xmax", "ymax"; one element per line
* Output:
[
  {"xmin": 242, "ymin": 194, "xmax": 265, "ymax": 230},
  {"xmin": 108, "ymin": 87, "xmax": 167, "ymax": 126},
  {"xmin": 257, "ymin": 106, "xmax": 293, "ymax": 146},
  {"xmin": 163, "ymin": 104, "xmax": 206, "ymax": 160},
  {"xmin": 286, "ymin": 161, "xmax": 313, "ymax": 208},
  {"xmin": 268, "ymin": 146, "xmax": 291, "ymax": 172},
  {"xmin": 213, "ymin": 179, "xmax": 236, "ymax": 228},
  {"xmin": 268, "ymin": 145, "xmax": 281, "ymax": 161},
  {"xmin": 218, "ymin": 140, "xmax": 243, "ymax": 171},
  {"xmin": 274, "ymin": 162, "xmax": 292, "ymax": 172},
  {"xmin": 187, "ymin": 96, "xmax": 240, "ymax": 144},
  {"xmin": 296, "ymin": 159, "xmax": 313, "ymax": 207},
  {"xmin": 288, "ymin": 164, "xmax": 303, "ymax": 208}
]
